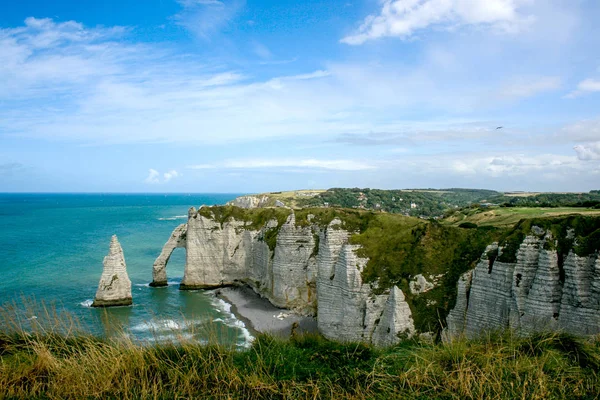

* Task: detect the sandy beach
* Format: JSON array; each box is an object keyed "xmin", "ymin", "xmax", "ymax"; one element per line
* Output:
[{"xmin": 216, "ymin": 286, "xmax": 317, "ymax": 338}]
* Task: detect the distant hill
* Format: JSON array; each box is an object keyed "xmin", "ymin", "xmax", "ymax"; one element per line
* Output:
[{"xmin": 227, "ymin": 188, "xmax": 600, "ymax": 219}]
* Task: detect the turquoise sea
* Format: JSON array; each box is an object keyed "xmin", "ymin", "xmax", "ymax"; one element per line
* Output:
[{"xmin": 0, "ymin": 193, "xmax": 254, "ymax": 347}]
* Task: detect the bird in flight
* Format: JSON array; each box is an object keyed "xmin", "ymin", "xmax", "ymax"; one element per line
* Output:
[{"xmin": 496, "ymin": 126, "xmax": 503, "ymax": 130}]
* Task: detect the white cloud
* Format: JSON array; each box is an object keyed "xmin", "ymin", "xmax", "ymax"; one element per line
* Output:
[
  {"xmin": 187, "ymin": 164, "xmax": 217, "ymax": 169},
  {"xmin": 174, "ymin": 0, "xmax": 245, "ymax": 39},
  {"xmin": 163, "ymin": 170, "xmax": 179, "ymax": 181},
  {"xmin": 145, "ymin": 169, "xmax": 179, "ymax": 183},
  {"xmin": 144, "ymin": 169, "xmax": 160, "ymax": 184},
  {"xmin": 450, "ymin": 154, "xmax": 580, "ymax": 177},
  {"xmin": 557, "ymin": 119, "xmax": 600, "ymax": 143},
  {"xmin": 187, "ymin": 158, "xmax": 376, "ymax": 171},
  {"xmin": 0, "ymin": 15, "xmax": 593, "ymax": 151},
  {"xmin": 565, "ymin": 78, "xmax": 600, "ymax": 98},
  {"xmin": 341, "ymin": 0, "xmax": 532, "ymax": 45},
  {"xmin": 497, "ymin": 76, "xmax": 561, "ymax": 100},
  {"xmin": 574, "ymin": 142, "xmax": 600, "ymax": 161}
]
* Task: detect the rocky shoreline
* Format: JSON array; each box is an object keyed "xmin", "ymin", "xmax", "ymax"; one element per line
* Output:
[{"xmin": 215, "ymin": 285, "xmax": 317, "ymax": 338}]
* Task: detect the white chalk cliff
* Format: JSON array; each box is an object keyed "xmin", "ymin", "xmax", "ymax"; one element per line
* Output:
[
  {"xmin": 446, "ymin": 227, "xmax": 600, "ymax": 338},
  {"xmin": 151, "ymin": 223, "xmax": 187, "ymax": 287},
  {"xmin": 92, "ymin": 235, "xmax": 132, "ymax": 307},
  {"xmin": 152, "ymin": 208, "xmax": 415, "ymax": 345},
  {"xmin": 153, "ymin": 208, "xmax": 600, "ymax": 343}
]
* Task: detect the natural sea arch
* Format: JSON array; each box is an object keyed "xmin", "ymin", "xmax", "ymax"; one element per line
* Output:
[{"xmin": 150, "ymin": 224, "xmax": 187, "ymax": 287}]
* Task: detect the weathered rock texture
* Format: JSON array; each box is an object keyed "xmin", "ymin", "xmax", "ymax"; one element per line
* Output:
[
  {"xmin": 153, "ymin": 208, "xmax": 415, "ymax": 345},
  {"xmin": 92, "ymin": 235, "xmax": 132, "ymax": 307},
  {"xmin": 446, "ymin": 228, "xmax": 600, "ymax": 339},
  {"xmin": 226, "ymin": 195, "xmax": 269, "ymax": 209},
  {"xmin": 316, "ymin": 222, "xmax": 414, "ymax": 344},
  {"xmin": 151, "ymin": 224, "xmax": 186, "ymax": 287}
]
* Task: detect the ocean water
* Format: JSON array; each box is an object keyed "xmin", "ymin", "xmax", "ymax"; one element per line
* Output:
[{"xmin": 0, "ymin": 193, "xmax": 253, "ymax": 347}]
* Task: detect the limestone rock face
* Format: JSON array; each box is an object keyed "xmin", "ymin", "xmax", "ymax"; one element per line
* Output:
[
  {"xmin": 180, "ymin": 210, "xmax": 255, "ymax": 289},
  {"xmin": 177, "ymin": 209, "xmax": 318, "ymax": 314},
  {"xmin": 372, "ymin": 286, "xmax": 415, "ymax": 346},
  {"xmin": 92, "ymin": 235, "xmax": 132, "ymax": 307},
  {"xmin": 269, "ymin": 213, "xmax": 318, "ymax": 312},
  {"xmin": 446, "ymin": 228, "xmax": 600, "ymax": 338},
  {"xmin": 153, "ymin": 209, "xmax": 415, "ymax": 345},
  {"xmin": 316, "ymin": 222, "xmax": 415, "ymax": 343},
  {"xmin": 410, "ymin": 274, "xmax": 435, "ymax": 295},
  {"xmin": 444, "ymin": 270, "xmax": 473, "ymax": 339},
  {"xmin": 226, "ymin": 195, "xmax": 269, "ymax": 209},
  {"xmin": 151, "ymin": 224, "xmax": 187, "ymax": 287}
]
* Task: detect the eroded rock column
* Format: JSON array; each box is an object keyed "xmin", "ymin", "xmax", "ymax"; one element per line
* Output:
[{"xmin": 92, "ymin": 235, "xmax": 132, "ymax": 307}]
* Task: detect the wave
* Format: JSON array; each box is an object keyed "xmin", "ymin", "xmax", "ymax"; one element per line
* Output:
[
  {"xmin": 131, "ymin": 319, "xmax": 184, "ymax": 332},
  {"xmin": 157, "ymin": 215, "xmax": 188, "ymax": 221},
  {"xmin": 209, "ymin": 296, "xmax": 254, "ymax": 348},
  {"xmin": 80, "ymin": 299, "xmax": 93, "ymax": 308}
]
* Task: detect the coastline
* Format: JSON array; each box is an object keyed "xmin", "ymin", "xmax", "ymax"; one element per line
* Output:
[{"xmin": 215, "ymin": 286, "xmax": 317, "ymax": 338}]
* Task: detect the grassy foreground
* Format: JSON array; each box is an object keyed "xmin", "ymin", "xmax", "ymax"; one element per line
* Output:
[{"xmin": 1, "ymin": 327, "xmax": 600, "ymax": 399}]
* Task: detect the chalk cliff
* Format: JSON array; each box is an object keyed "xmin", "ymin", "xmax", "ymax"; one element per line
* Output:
[
  {"xmin": 316, "ymin": 222, "xmax": 414, "ymax": 344},
  {"xmin": 92, "ymin": 235, "xmax": 132, "ymax": 307},
  {"xmin": 151, "ymin": 223, "xmax": 187, "ymax": 287},
  {"xmin": 153, "ymin": 207, "xmax": 415, "ymax": 345},
  {"xmin": 446, "ymin": 226, "xmax": 600, "ymax": 338},
  {"xmin": 153, "ymin": 207, "xmax": 600, "ymax": 343},
  {"xmin": 226, "ymin": 195, "xmax": 269, "ymax": 209}
]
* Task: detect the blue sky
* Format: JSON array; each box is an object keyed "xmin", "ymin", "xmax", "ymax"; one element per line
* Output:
[{"xmin": 1, "ymin": 0, "xmax": 600, "ymax": 193}]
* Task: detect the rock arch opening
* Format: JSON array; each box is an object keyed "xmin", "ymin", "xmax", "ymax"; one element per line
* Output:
[{"xmin": 150, "ymin": 224, "xmax": 187, "ymax": 287}]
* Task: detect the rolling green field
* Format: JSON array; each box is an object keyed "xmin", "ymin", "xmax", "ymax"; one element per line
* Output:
[{"xmin": 444, "ymin": 207, "xmax": 600, "ymax": 227}]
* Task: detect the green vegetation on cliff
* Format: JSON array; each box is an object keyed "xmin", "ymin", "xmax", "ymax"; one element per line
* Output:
[
  {"xmin": 493, "ymin": 215, "xmax": 600, "ymax": 264},
  {"xmin": 196, "ymin": 206, "xmax": 600, "ymax": 335},
  {"xmin": 1, "ymin": 327, "xmax": 599, "ymax": 399},
  {"xmin": 491, "ymin": 191, "xmax": 600, "ymax": 208},
  {"xmin": 352, "ymin": 218, "xmax": 502, "ymax": 333},
  {"xmin": 444, "ymin": 205, "xmax": 600, "ymax": 227},
  {"xmin": 300, "ymin": 187, "xmax": 501, "ymax": 217},
  {"xmin": 243, "ymin": 188, "xmax": 600, "ymax": 219},
  {"xmin": 197, "ymin": 205, "xmax": 291, "ymax": 229}
]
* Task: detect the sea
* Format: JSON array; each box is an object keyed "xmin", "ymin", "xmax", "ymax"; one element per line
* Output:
[{"xmin": 0, "ymin": 193, "xmax": 254, "ymax": 348}]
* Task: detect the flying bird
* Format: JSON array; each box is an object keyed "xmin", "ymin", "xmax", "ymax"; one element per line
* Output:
[{"xmin": 496, "ymin": 126, "xmax": 503, "ymax": 130}]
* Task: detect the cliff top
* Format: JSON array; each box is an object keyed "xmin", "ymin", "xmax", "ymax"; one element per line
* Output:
[{"xmin": 228, "ymin": 187, "xmax": 600, "ymax": 219}]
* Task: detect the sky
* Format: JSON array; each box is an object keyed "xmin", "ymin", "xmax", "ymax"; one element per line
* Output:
[{"xmin": 1, "ymin": 0, "xmax": 600, "ymax": 193}]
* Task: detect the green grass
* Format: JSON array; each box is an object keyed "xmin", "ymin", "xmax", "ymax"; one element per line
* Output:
[
  {"xmin": 444, "ymin": 207, "xmax": 600, "ymax": 227},
  {"xmin": 351, "ymin": 217, "xmax": 503, "ymax": 333},
  {"xmin": 196, "ymin": 205, "xmax": 292, "ymax": 230},
  {"xmin": 493, "ymin": 215, "xmax": 600, "ymax": 264},
  {"xmin": 2, "ymin": 325, "xmax": 600, "ymax": 399}
]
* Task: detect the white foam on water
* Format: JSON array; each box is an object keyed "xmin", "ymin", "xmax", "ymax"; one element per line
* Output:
[
  {"xmin": 209, "ymin": 295, "xmax": 255, "ymax": 348},
  {"xmin": 158, "ymin": 215, "xmax": 188, "ymax": 221},
  {"xmin": 131, "ymin": 319, "xmax": 183, "ymax": 332},
  {"xmin": 80, "ymin": 299, "xmax": 93, "ymax": 307}
]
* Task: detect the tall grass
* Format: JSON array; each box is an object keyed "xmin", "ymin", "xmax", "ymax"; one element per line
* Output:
[{"xmin": 1, "ymin": 303, "xmax": 599, "ymax": 399}]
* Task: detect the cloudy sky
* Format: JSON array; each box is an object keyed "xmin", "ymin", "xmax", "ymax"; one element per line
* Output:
[{"xmin": 1, "ymin": 0, "xmax": 599, "ymax": 193}]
